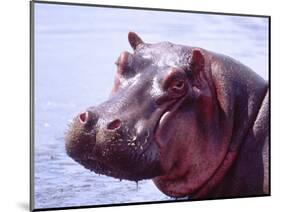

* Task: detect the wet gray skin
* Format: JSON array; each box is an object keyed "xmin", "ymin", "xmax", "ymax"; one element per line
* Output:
[{"xmin": 65, "ymin": 32, "xmax": 196, "ymax": 181}]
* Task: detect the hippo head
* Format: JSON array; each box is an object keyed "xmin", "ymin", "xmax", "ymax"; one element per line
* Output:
[{"xmin": 65, "ymin": 32, "xmax": 240, "ymax": 197}]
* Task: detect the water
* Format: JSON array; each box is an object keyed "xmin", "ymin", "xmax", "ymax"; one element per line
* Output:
[{"xmin": 33, "ymin": 2, "xmax": 269, "ymax": 209}]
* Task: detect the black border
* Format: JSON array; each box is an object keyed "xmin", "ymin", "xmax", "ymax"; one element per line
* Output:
[{"xmin": 30, "ymin": 1, "xmax": 271, "ymax": 211}]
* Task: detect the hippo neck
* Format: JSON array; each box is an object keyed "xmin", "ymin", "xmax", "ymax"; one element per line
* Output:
[
  {"xmin": 209, "ymin": 52, "xmax": 268, "ymax": 152},
  {"xmin": 193, "ymin": 52, "xmax": 268, "ymax": 198},
  {"xmin": 204, "ymin": 91, "xmax": 269, "ymax": 198}
]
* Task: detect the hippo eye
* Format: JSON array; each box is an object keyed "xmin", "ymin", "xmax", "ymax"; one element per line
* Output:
[
  {"xmin": 171, "ymin": 80, "xmax": 185, "ymax": 90},
  {"xmin": 168, "ymin": 79, "xmax": 186, "ymax": 93},
  {"xmin": 163, "ymin": 68, "xmax": 187, "ymax": 95}
]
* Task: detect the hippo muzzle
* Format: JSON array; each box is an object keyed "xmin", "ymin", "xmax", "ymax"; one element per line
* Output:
[
  {"xmin": 65, "ymin": 95, "xmax": 164, "ymax": 181},
  {"xmin": 65, "ymin": 32, "xmax": 269, "ymax": 199}
]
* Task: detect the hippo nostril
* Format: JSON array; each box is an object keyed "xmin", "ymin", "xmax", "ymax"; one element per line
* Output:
[
  {"xmin": 79, "ymin": 111, "xmax": 89, "ymax": 124},
  {"xmin": 79, "ymin": 110, "xmax": 99, "ymax": 126},
  {"xmin": 107, "ymin": 119, "xmax": 121, "ymax": 130}
]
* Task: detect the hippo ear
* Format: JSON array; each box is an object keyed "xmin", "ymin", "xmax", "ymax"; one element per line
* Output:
[
  {"xmin": 189, "ymin": 49, "xmax": 205, "ymax": 75},
  {"xmin": 128, "ymin": 32, "xmax": 144, "ymax": 50}
]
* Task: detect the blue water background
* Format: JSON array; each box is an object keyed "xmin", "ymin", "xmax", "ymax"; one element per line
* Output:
[{"xmin": 34, "ymin": 3, "xmax": 269, "ymax": 209}]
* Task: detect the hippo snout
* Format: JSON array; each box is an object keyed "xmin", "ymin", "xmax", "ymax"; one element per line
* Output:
[{"xmin": 65, "ymin": 102, "xmax": 163, "ymax": 180}]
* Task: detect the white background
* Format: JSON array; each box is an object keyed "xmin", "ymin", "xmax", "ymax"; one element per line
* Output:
[{"xmin": 0, "ymin": 0, "xmax": 279, "ymax": 211}]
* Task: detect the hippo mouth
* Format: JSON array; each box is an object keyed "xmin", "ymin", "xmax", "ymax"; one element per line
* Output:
[
  {"xmin": 93, "ymin": 139, "xmax": 161, "ymax": 181},
  {"xmin": 72, "ymin": 147, "xmax": 157, "ymax": 181}
]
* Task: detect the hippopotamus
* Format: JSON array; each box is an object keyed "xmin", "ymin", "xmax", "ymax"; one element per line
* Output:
[{"xmin": 65, "ymin": 32, "xmax": 269, "ymax": 199}]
